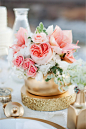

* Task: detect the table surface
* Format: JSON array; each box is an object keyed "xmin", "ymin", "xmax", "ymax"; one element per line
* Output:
[{"xmin": 0, "ymin": 76, "xmax": 68, "ymax": 129}]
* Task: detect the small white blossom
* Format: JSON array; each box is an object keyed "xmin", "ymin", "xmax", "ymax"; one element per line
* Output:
[
  {"xmin": 35, "ymin": 71, "xmax": 43, "ymax": 82},
  {"xmin": 38, "ymin": 60, "xmax": 55, "ymax": 76},
  {"xmin": 59, "ymin": 61, "xmax": 69, "ymax": 70},
  {"xmin": 24, "ymin": 46, "xmax": 30, "ymax": 57},
  {"xmin": 12, "ymin": 67, "xmax": 25, "ymax": 79},
  {"xmin": 53, "ymin": 52, "xmax": 61, "ymax": 63},
  {"xmin": 78, "ymin": 84, "xmax": 84, "ymax": 90}
]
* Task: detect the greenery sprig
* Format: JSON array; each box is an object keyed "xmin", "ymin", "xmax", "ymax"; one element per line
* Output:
[
  {"xmin": 36, "ymin": 22, "xmax": 48, "ymax": 35},
  {"xmin": 45, "ymin": 63, "xmax": 63, "ymax": 82}
]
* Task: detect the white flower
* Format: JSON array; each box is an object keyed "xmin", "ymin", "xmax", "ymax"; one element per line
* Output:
[
  {"xmin": 53, "ymin": 53, "xmax": 61, "ymax": 63},
  {"xmin": 12, "ymin": 67, "xmax": 25, "ymax": 79},
  {"xmin": 24, "ymin": 45, "xmax": 30, "ymax": 57},
  {"xmin": 38, "ymin": 60, "xmax": 55, "ymax": 76},
  {"xmin": 78, "ymin": 84, "xmax": 84, "ymax": 90},
  {"xmin": 46, "ymin": 25, "xmax": 53, "ymax": 35},
  {"xmin": 19, "ymin": 47, "xmax": 25, "ymax": 55},
  {"xmin": 63, "ymin": 75, "xmax": 70, "ymax": 84},
  {"xmin": 35, "ymin": 71, "xmax": 43, "ymax": 82},
  {"xmin": 18, "ymin": 45, "xmax": 30, "ymax": 57},
  {"xmin": 25, "ymin": 39, "xmax": 31, "ymax": 46},
  {"xmin": 59, "ymin": 61, "xmax": 69, "ymax": 70}
]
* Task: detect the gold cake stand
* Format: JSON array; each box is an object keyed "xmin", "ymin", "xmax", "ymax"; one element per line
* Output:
[{"xmin": 21, "ymin": 85, "xmax": 76, "ymax": 111}]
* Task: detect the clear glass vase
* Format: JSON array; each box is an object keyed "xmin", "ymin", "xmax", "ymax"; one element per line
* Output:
[{"xmin": 13, "ymin": 8, "xmax": 31, "ymax": 36}]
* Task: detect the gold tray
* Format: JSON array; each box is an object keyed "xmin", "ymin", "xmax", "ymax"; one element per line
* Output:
[{"xmin": 21, "ymin": 85, "xmax": 76, "ymax": 111}]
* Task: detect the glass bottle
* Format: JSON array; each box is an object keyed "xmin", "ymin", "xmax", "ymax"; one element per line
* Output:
[{"xmin": 13, "ymin": 8, "xmax": 31, "ymax": 36}]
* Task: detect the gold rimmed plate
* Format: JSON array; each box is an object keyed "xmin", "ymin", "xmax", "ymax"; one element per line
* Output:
[
  {"xmin": 4, "ymin": 102, "xmax": 24, "ymax": 117},
  {"xmin": 0, "ymin": 117, "xmax": 66, "ymax": 129}
]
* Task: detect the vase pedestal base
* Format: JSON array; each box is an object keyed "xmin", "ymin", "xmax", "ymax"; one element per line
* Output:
[{"xmin": 21, "ymin": 85, "xmax": 76, "ymax": 111}]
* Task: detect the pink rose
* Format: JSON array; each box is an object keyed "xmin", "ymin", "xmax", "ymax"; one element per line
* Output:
[
  {"xmin": 13, "ymin": 55, "xmax": 24, "ymax": 68},
  {"xmin": 30, "ymin": 43, "xmax": 53, "ymax": 64},
  {"xmin": 16, "ymin": 27, "xmax": 28, "ymax": 47},
  {"xmin": 50, "ymin": 26, "xmax": 80, "ymax": 54},
  {"xmin": 32, "ymin": 33, "xmax": 48, "ymax": 43},
  {"xmin": 22, "ymin": 58, "xmax": 35, "ymax": 70},
  {"xmin": 27, "ymin": 64, "xmax": 37, "ymax": 77}
]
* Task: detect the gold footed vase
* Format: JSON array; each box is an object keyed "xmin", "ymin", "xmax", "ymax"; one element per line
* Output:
[
  {"xmin": 21, "ymin": 77, "xmax": 76, "ymax": 111},
  {"xmin": 25, "ymin": 77, "xmax": 67, "ymax": 96}
]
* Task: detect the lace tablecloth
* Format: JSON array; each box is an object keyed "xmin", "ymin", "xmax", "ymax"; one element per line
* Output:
[{"xmin": 0, "ymin": 77, "xmax": 67, "ymax": 129}]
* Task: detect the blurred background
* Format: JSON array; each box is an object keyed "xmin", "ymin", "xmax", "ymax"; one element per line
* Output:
[{"xmin": 0, "ymin": 0, "xmax": 86, "ymax": 60}]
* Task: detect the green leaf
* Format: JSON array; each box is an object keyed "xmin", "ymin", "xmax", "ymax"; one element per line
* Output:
[
  {"xmin": 36, "ymin": 22, "xmax": 48, "ymax": 35},
  {"xmin": 28, "ymin": 36, "xmax": 31, "ymax": 39},
  {"xmin": 31, "ymin": 40, "xmax": 33, "ymax": 42},
  {"xmin": 55, "ymin": 63, "xmax": 58, "ymax": 66},
  {"xmin": 50, "ymin": 66, "xmax": 57, "ymax": 74},
  {"xmin": 39, "ymin": 22, "xmax": 44, "ymax": 30},
  {"xmin": 43, "ymin": 30, "xmax": 48, "ymax": 35},
  {"xmin": 45, "ymin": 78, "xmax": 51, "ymax": 82},
  {"xmin": 58, "ymin": 68, "xmax": 63, "ymax": 75},
  {"xmin": 37, "ymin": 27, "xmax": 41, "ymax": 33},
  {"xmin": 36, "ymin": 23, "xmax": 44, "ymax": 33}
]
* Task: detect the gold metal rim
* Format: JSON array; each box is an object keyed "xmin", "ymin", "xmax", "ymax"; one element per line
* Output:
[{"xmin": 0, "ymin": 117, "xmax": 66, "ymax": 129}]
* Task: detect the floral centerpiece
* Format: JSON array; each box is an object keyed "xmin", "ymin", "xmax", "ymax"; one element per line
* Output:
[{"xmin": 8, "ymin": 23, "xmax": 80, "ymax": 93}]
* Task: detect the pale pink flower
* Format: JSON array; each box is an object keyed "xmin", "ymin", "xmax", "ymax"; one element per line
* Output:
[
  {"xmin": 50, "ymin": 26, "xmax": 80, "ymax": 54},
  {"xmin": 22, "ymin": 58, "xmax": 35, "ymax": 70},
  {"xmin": 62, "ymin": 51, "xmax": 76, "ymax": 63},
  {"xmin": 13, "ymin": 55, "xmax": 24, "ymax": 68},
  {"xmin": 27, "ymin": 64, "xmax": 37, "ymax": 77},
  {"xmin": 30, "ymin": 43, "xmax": 53, "ymax": 65},
  {"xmin": 32, "ymin": 33, "xmax": 48, "ymax": 43},
  {"xmin": 16, "ymin": 27, "xmax": 28, "ymax": 47},
  {"xmin": 11, "ymin": 44, "xmax": 26, "ymax": 55}
]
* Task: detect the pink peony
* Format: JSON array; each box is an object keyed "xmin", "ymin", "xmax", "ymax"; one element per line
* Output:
[
  {"xmin": 27, "ymin": 64, "xmax": 37, "ymax": 77},
  {"xmin": 50, "ymin": 26, "xmax": 80, "ymax": 54},
  {"xmin": 32, "ymin": 33, "xmax": 48, "ymax": 43},
  {"xmin": 30, "ymin": 43, "xmax": 53, "ymax": 65},
  {"xmin": 13, "ymin": 55, "xmax": 24, "ymax": 68},
  {"xmin": 22, "ymin": 58, "xmax": 35, "ymax": 70},
  {"xmin": 16, "ymin": 27, "xmax": 28, "ymax": 47}
]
